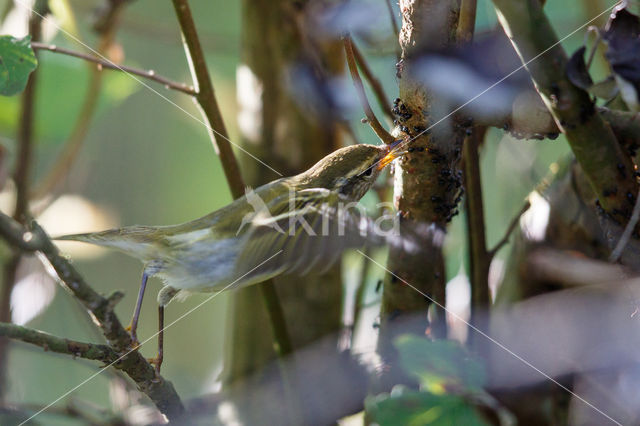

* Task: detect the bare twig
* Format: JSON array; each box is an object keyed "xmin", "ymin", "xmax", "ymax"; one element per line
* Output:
[
  {"xmin": 463, "ymin": 127, "xmax": 491, "ymax": 322},
  {"xmin": 384, "ymin": 0, "xmax": 401, "ymax": 60},
  {"xmin": 29, "ymin": 42, "xmax": 196, "ymax": 96},
  {"xmin": 0, "ymin": 213, "xmax": 185, "ymax": 420},
  {"xmin": 170, "ymin": 0, "xmax": 292, "ymax": 361},
  {"xmin": 610, "ymin": 190, "xmax": 640, "ymax": 262},
  {"xmin": 489, "ymin": 201, "xmax": 531, "ymax": 257},
  {"xmin": 170, "ymin": 0, "xmax": 245, "ymax": 197},
  {"xmin": 0, "ymin": 322, "xmax": 118, "ymax": 362},
  {"xmin": 343, "ymin": 36, "xmax": 395, "ymax": 145},
  {"xmin": 350, "ymin": 41, "xmax": 394, "ymax": 124}
]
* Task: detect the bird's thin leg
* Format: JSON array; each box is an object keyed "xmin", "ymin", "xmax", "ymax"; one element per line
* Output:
[
  {"xmin": 126, "ymin": 273, "xmax": 148, "ymax": 347},
  {"xmin": 148, "ymin": 305, "xmax": 164, "ymax": 374}
]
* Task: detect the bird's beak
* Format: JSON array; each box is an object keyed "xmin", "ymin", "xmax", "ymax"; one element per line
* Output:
[{"xmin": 378, "ymin": 140, "xmax": 408, "ymax": 170}]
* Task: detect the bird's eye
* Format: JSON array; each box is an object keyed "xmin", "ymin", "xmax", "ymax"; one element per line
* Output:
[{"xmin": 362, "ymin": 167, "xmax": 373, "ymax": 177}]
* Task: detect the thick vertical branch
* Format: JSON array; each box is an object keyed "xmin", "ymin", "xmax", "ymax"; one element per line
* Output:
[{"xmin": 377, "ymin": 0, "xmax": 465, "ymax": 387}]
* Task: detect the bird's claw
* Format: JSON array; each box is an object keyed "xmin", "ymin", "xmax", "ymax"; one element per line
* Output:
[{"xmin": 147, "ymin": 356, "xmax": 162, "ymax": 375}]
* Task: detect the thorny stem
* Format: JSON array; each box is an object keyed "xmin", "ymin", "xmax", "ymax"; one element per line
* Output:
[
  {"xmin": 343, "ymin": 36, "xmax": 395, "ymax": 144},
  {"xmin": 170, "ymin": 0, "xmax": 293, "ymax": 361}
]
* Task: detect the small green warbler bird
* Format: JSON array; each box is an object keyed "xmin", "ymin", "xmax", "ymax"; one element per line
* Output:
[{"xmin": 58, "ymin": 143, "xmax": 404, "ymax": 370}]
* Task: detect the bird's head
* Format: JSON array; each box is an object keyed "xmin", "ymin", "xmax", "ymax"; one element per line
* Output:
[{"xmin": 295, "ymin": 142, "xmax": 404, "ymax": 200}]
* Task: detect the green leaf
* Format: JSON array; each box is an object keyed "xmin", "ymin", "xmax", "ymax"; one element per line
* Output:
[
  {"xmin": 395, "ymin": 335, "xmax": 486, "ymax": 393},
  {"xmin": 365, "ymin": 388, "xmax": 490, "ymax": 426},
  {"xmin": 0, "ymin": 35, "xmax": 38, "ymax": 96}
]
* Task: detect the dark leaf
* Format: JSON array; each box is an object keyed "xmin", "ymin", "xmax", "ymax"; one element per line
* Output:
[
  {"xmin": 0, "ymin": 35, "xmax": 38, "ymax": 96},
  {"xmin": 567, "ymin": 46, "xmax": 594, "ymax": 91},
  {"xmin": 602, "ymin": 6, "xmax": 640, "ymax": 109}
]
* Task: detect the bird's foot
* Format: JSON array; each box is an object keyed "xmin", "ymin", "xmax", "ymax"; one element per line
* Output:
[{"xmin": 147, "ymin": 355, "xmax": 162, "ymax": 375}]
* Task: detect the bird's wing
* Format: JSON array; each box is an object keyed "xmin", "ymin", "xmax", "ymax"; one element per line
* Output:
[{"xmin": 234, "ymin": 188, "xmax": 443, "ymax": 282}]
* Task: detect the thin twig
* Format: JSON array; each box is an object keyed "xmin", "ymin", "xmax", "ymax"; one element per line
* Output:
[
  {"xmin": 0, "ymin": 322, "xmax": 118, "ymax": 362},
  {"xmin": 463, "ymin": 127, "xmax": 491, "ymax": 328},
  {"xmin": 0, "ymin": 2, "xmax": 46, "ymax": 402},
  {"xmin": 170, "ymin": 0, "xmax": 293, "ymax": 360},
  {"xmin": 610, "ymin": 189, "xmax": 640, "ymax": 262},
  {"xmin": 29, "ymin": 42, "xmax": 196, "ymax": 96},
  {"xmin": 350, "ymin": 41, "xmax": 394, "ymax": 124},
  {"xmin": 171, "ymin": 0, "xmax": 245, "ymax": 197},
  {"xmin": 343, "ymin": 36, "xmax": 395, "ymax": 145},
  {"xmin": 0, "ymin": 213, "xmax": 185, "ymax": 419},
  {"xmin": 489, "ymin": 201, "xmax": 531, "ymax": 257},
  {"xmin": 384, "ymin": 0, "xmax": 401, "ymax": 60}
]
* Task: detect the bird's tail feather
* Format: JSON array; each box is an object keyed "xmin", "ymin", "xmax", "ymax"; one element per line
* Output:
[{"xmin": 54, "ymin": 226, "xmax": 159, "ymax": 259}]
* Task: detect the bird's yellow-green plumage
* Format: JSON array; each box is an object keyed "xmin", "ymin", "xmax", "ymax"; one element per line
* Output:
[{"xmin": 57, "ymin": 143, "xmax": 400, "ymax": 305}]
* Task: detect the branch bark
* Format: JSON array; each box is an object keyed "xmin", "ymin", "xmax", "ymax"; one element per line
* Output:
[
  {"xmin": 171, "ymin": 0, "xmax": 245, "ymax": 198},
  {"xmin": 343, "ymin": 36, "xmax": 395, "ymax": 144},
  {"xmin": 29, "ymin": 42, "xmax": 196, "ymax": 96},
  {"xmin": 492, "ymin": 0, "xmax": 639, "ymax": 228},
  {"xmin": 0, "ymin": 1, "xmax": 46, "ymax": 402},
  {"xmin": 0, "ymin": 213, "xmax": 185, "ymax": 420},
  {"xmin": 170, "ymin": 0, "xmax": 293, "ymax": 367},
  {"xmin": 0, "ymin": 322, "xmax": 118, "ymax": 362},
  {"xmin": 377, "ymin": 0, "xmax": 464, "ymax": 388}
]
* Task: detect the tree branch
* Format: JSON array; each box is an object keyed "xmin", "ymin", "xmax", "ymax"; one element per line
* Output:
[
  {"xmin": 350, "ymin": 41, "xmax": 394, "ymax": 124},
  {"xmin": 0, "ymin": 213, "xmax": 185, "ymax": 420},
  {"xmin": 457, "ymin": 0, "xmax": 477, "ymax": 44},
  {"xmin": 343, "ymin": 35, "xmax": 395, "ymax": 144},
  {"xmin": 0, "ymin": 322, "xmax": 118, "ymax": 362},
  {"xmin": 0, "ymin": 1, "xmax": 47, "ymax": 402},
  {"xmin": 170, "ymin": 0, "xmax": 245, "ymax": 197},
  {"xmin": 29, "ymin": 42, "xmax": 196, "ymax": 96},
  {"xmin": 489, "ymin": 201, "xmax": 531, "ymax": 257},
  {"xmin": 463, "ymin": 127, "xmax": 491, "ymax": 323},
  {"xmin": 170, "ymin": 0, "xmax": 292, "ymax": 362},
  {"xmin": 492, "ymin": 0, "xmax": 639, "ymax": 228}
]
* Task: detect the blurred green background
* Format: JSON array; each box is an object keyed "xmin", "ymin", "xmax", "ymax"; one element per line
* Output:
[{"xmin": 0, "ymin": 0, "xmax": 603, "ymax": 421}]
